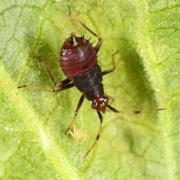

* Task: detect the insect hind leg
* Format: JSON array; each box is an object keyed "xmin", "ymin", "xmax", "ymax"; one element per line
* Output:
[{"xmin": 68, "ymin": 6, "xmax": 102, "ymax": 53}]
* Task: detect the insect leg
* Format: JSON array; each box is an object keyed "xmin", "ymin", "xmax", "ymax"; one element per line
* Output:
[
  {"xmin": 18, "ymin": 72, "xmax": 74, "ymax": 92},
  {"xmin": 102, "ymin": 50, "xmax": 119, "ymax": 76},
  {"xmin": 42, "ymin": 63, "xmax": 74, "ymax": 91},
  {"xmin": 44, "ymin": 65, "xmax": 57, "ymax": 86},
  {"xmin": 56, "ymin": 78, "xmax": 72, "ymax": 86},
  {"xmin": 17, "ymin": 81, "xmax": 74, "ymax": 92},
  {"xmin": 17, "ymin": 63, "xmax": 74, "ymax": 92},
  {"xmin": 17, "ymin": 63, "xmax": 56, "ymax": 91},
  {"xmin": 65, "ymin": 94, "xmax": 85, "ymax": 134},
  {"xmin": 68, "ymin": 6, "xmax": 102, "ymax": 53},
  {"xmin": 53, "ymin": 82, "xmax": 75, "ymax": 92},
  {"xmin": 46, "ymin": 70, "xmax": 75, "ymax": 92},
  {"xmin": 17, "ymin": 84, "xmax": 53, "ymax": 92},
  {"xmin": 84, "ymin": 111, "xmax": 103, "ymax": 158},
  {"xmin": 42, "ymin": 64, "xmax": 71, "ymax": 86},
  {"xmin": 17, "ymin": 72, "xmax": 74, "ymax": 92}
]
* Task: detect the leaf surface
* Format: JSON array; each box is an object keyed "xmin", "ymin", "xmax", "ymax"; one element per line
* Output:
[{"xmin": 0, "ymin": 0, "xmax": 179, "ymax": 179}]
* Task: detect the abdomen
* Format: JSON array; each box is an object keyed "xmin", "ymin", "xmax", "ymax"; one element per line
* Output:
[{"xmin": 73, "ymin": 65, "xmax": 104, "ymax": 101}]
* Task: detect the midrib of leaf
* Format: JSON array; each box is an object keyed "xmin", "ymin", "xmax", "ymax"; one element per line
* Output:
[
  {"xmin": 135, "ymin": 1, "xmax": 175, "ymax": 178},
  {"xmin": 0, "ymin": 63, "xmax": 80, "ymax": 180}
]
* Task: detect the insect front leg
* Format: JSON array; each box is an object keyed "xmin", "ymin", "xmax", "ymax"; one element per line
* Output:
[
  {"xmin": 65, "ymin": 94, "xmax": 84, "ymax": 135},
  {"xmin": 84, "ymin": 111, "xmax": 103, "ymax": 158}
]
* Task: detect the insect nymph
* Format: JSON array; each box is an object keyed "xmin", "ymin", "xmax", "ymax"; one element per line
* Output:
[
  {"xmin": 18, "ymin": 13, "xmax": 119, "ymax": 157},
  {"xmin": 60, "ymin": 34, "xmax": 119, "ymax": 113},
  {"xmin": 58, "ymin": 16, "xmax": 119, "ymax": 156}
]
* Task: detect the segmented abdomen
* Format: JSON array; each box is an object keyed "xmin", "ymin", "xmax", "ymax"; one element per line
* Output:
[{"xmin": 73, "ymin": 65, "xmax": 104, "ymax": 101}]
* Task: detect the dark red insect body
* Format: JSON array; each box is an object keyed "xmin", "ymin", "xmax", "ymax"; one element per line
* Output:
[
  {"xmin": 60, "ymin": 34, "xmax": 109, "ymax": 112},
  {"xmin": 60, "ymin": 35, "xmax": 97, "ymax": 78},
  {"xmin": 58, "ymin": 20, "xmax": 119, "ymax": 156},
  {"xmin": 57, "ymin": 21, "xmax": 121, "ymax": 158},
  {"xmin": 58, "ymin": 28, "xmax": 119, "ymax": 157}
]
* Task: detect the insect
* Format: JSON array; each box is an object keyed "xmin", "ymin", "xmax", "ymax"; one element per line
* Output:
[
  {"xmin": 57, "ymin": 14, "xmax": 120, "ymax": 156},
  {"xmin": 18, "ymin": 10, "xmax": 165, "ymax": 157},
  {"xmin": 18, "ymin": 11, "xmax": 119, "ymax": 157}
]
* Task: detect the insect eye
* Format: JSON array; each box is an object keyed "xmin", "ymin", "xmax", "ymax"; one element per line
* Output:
[
  {"xmin": 99, "ymin": 100, "xmax": 105, "ymax": 105},
  {"xmin": 68, "ymin": 36, "xmax": 78, "ymax": 46},
  {"xmin": 68, "ymin": 38, "xmax": 74, "ymax": 45}
]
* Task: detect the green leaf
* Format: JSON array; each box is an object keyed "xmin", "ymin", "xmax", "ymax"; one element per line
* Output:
[{"xmin": 0, "ymin": 0, "xmax": 179, "ymax": 179}]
